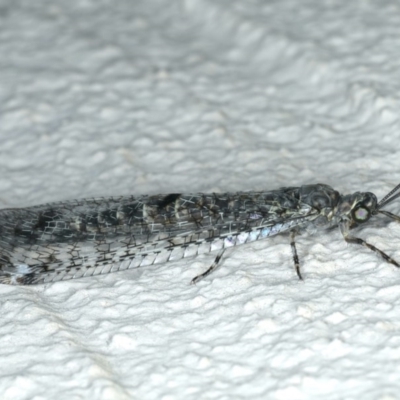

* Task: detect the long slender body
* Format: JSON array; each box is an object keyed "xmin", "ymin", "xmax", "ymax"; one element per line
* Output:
[{"xmin": 0, "ymin": 183, "xmax": 399, "ymax": 285}]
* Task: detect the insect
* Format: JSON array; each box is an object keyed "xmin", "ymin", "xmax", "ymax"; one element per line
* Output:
[{"xmin": 0, "ymin": 183, "xmax": 399, "ymax": 285}]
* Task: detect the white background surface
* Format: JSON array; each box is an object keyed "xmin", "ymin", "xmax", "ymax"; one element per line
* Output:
[{"xmin": 1, "ymin": 1, "xmax": 400, "ymax": 399}]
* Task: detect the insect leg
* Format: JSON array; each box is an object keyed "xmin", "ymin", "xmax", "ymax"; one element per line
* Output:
[
  {"xmin": 340, "ymin": 223, "xmax": 400, "ymax": 268},
  {"xmin": 290, "ymin": 231, "xmax": 303, "ymax": 280},
  {"xmin": 191, "ymin": 248, "xmax": 226, "ymax": 284}
]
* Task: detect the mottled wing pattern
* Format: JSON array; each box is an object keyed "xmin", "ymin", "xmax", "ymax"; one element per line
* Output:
[{"xmin": 0, "ymin": 188, "xmax": 320, "ymax": 285}]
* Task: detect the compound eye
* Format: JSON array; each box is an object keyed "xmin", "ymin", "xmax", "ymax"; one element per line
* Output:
[{"xmin": 352, "ymin": 206, "xmax": 371, "ymax": 223}]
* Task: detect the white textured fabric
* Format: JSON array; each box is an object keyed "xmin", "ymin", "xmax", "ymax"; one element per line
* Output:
[{"xmin": 1, "ymin": 1, "xmax": 400, "ymax": 399}]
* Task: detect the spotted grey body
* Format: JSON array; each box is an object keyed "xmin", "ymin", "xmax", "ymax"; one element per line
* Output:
[{"xmin": 0, "ymin": 183, "xmax": 399, "ymax": 285}]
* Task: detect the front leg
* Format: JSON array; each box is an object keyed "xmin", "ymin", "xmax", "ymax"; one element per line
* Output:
[{"xmin": 339, "ymin": 222, "xmax": 400, "ymax": 268}]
